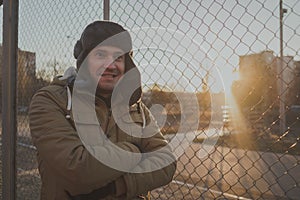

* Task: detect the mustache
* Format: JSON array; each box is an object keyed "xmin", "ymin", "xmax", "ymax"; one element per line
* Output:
[{"xmin": 96, "ymin": 68, "xmax": 120, "ymax": 76}]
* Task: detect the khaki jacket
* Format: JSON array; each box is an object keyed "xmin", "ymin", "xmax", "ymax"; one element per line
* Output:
[{"xmin": 29, "ymin": 76, "xmax": 176, "ymax": 200}]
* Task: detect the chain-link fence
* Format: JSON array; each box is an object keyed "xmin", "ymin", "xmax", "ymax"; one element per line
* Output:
[{"xmin": 1, "ymin": 0, "xmax": 300, "ymax": 199}]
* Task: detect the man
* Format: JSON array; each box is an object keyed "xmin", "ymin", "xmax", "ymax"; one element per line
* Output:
[{"xmin": 29, "ymin": 21, "xmax": 176, "ymax": 200}]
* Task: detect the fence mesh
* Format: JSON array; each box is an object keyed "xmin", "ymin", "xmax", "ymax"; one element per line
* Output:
[{"xmin": 1, "ymin": 0, "xmax": 299, "ymax": 199}]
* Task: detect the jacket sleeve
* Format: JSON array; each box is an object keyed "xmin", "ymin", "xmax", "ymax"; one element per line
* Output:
[
  {"xmin": 122, "ymin": 103, "xmax": 177, "ymax": 199},
  {"xmin": 29, "ymin": 90, "xmax": 142, "ymax": 196}
]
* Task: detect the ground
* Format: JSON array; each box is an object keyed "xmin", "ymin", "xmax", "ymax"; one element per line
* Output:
[
  {"xmin": 0, "ymin": 125, "xmax": 299, "ymax": 199},
  {"xmin": 193, "ymin": 128, "xmax": 300, "ymax": 156}
]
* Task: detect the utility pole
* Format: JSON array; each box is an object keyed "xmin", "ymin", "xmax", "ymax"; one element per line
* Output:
[{"xmin": 279, "ymin": 0, "xmax": 287, "ymax": 134}]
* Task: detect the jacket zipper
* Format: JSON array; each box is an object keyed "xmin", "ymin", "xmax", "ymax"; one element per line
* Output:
[{"xmin": 104, "ymin": 108, "xmax": 112, "ymax": 134}]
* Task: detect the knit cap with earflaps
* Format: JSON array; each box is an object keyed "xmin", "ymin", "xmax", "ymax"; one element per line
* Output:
[
  {"xmin": 73, "ymin": 21, "xmax": 134, "ymax": 70},
  {"xmin": 73, "ymin": 20, "xmax": 142, "ymax": 106}
]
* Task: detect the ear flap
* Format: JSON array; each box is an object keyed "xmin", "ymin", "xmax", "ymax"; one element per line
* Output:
[
  {"xmin": 73, "ymin": 40, "xmax": 83, "ymax": 59},
  {"xmin": 74, "ymin": 40, "xmax": 90, "ymax": 69}
]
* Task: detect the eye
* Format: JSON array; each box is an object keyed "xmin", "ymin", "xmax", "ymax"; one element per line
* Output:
[
  {"xmin": 114, "ymin": 55, "xmax": 124, "ymax": 62},
  {"xmin": 95, "ymin": 51, "xmax": 106, "ymax": 58}
]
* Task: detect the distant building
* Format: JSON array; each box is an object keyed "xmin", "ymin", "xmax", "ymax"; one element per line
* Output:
[
  {"xmin": 232, "ymin": 50, "xmax": 299, "ymax": 131},
  {"xmin": 234, "ymin": 51, "xmax": 278, "ymax": 109},
  {"xmin": 236, "ymin": 50, "xmax": 298, "ymax": 105},
  {"xmin": 0, "ymin": 45, "xmax": 36, "ymax": 111},
  {"xmin": 239, "ymin": 50, "xmax": 277, "ymax": 80}
]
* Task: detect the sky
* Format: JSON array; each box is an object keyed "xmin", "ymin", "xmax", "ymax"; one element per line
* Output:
[{"xmin": 0, "ymin": 0, "xmax": 299, "ymax": 94}]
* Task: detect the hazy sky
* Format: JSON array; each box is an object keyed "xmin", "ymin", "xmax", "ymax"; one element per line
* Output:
[{"xmin": 0, "ymin": 0, "xmax": 299, "ymax": 93}]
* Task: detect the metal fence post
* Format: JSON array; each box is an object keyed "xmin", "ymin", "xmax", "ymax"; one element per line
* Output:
[
  {"xmin": 2, "ymin": 0, "xmax": 19, "ymax": 199},
  {"xmin": 103, "ymin": 0, "xmax": 110, "ymax": 20}
]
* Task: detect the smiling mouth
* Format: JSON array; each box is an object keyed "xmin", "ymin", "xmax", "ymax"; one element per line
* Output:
[
  {"xmin": 101, "ymin": 74, "xmax": 118, "ymax": 78},
  {"xmin": 96, "ymin": 70, "xmax": 119, "ymax": 77},
  {"xmin": 96, "ymin": 68, "xmax": 120, "ymax": 77}
]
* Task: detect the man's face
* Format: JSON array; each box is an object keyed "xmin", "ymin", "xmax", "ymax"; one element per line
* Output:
[{"xmin": 86, "ymin": 45, "xmax": 125, "ymax": 95}]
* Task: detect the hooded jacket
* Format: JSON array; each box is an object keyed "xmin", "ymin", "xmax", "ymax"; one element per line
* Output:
[{"xmin": 29, "ymin": 67, "xmax": 176, "ymax": 200}]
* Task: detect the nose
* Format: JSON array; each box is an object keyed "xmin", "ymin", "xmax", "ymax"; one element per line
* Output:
[{"xmin": 105, "ymin": 56, "xmax": 117, "ymax": 69}]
